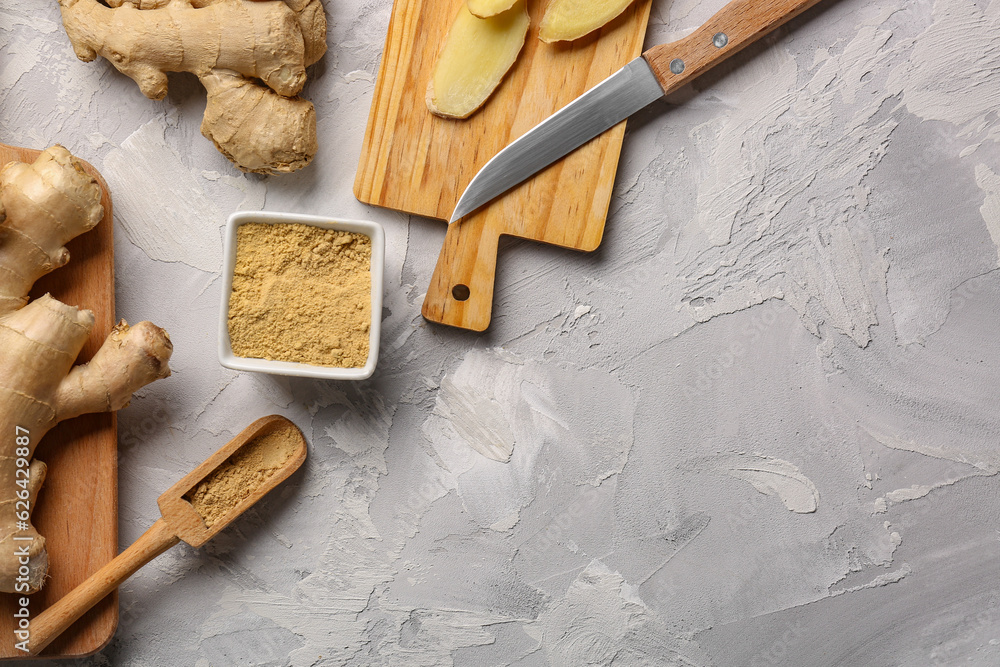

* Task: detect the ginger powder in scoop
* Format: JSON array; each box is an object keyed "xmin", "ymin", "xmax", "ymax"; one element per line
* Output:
[
  {"xmin": 184, "ymin": 420, "xmax": 302, "ymax": 528},
  {"xmin": 228, "ymin": 222, "xmax": 372, "ymax": 367}
]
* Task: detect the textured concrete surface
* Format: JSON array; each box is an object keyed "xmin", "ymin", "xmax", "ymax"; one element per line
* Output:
[{"xmin": 2, "ymin": 0, "xmax": 999, "ymax": 664}]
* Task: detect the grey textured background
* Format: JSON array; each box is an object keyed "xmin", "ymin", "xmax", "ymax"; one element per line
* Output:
[{"xmin": 2, "ymin": 0, "xmax": 999, "ymax": 664}]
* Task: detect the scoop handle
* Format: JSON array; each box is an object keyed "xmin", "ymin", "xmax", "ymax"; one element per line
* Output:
[
  {"xmin": 643, "ymin": 0, "xmax": 824, "ymax": 93},
  {"xmin": 29, "ymin": 518, "xmax": 180, "ymax": 655}
]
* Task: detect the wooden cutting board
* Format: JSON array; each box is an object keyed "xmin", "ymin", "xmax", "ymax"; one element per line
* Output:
[
  {"xmin": 0, "ymin": 143, "xmax": 117, "ymax": 659},
  {"xmin": 355, "ymin": 0, "xmax": 652, "ymax": 331}
]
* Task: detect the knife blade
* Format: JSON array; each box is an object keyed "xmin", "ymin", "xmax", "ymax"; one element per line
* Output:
[{"xmin": 450, "ymin": 0, "xmax": 825, "ymax": 223}]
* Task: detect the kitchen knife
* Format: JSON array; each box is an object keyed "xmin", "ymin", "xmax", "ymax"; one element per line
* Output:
[{"xmin": 450, "ymin": 0, "xmax": 825, "ymax": 223}]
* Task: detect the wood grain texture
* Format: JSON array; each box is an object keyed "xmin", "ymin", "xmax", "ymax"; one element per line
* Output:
[
  {"xmin": 0, "ymin": 143, "xmax": 118, "ymax": 659},
  {"xmin": 27, "ymin": 520, "xmax": 178, "ymax": 656},
  {"xmin": 158, "ymin": 415, "xmax": 307, "ymax": 549},
  {"xmin": 355, "ymin": 0, "xmax": 652, "ymax": 331},
  {"xmin": 27, "ymin": 415, "xmax": 306, "ymax": 655},
  {"xmin": 643, "ymin": 0, "xmax": 824, "ymax": 91}
]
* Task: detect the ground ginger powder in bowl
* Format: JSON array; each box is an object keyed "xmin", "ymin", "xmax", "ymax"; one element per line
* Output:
[{"xmin": 228, "ymin": 223, "xmax": 372, "ymax": 368}]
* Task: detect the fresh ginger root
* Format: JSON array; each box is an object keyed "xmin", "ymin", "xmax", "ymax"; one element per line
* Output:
[
  {"xmin": 58, "ymin": 0, "xmax": 327, "ymax": 174},
  {"xmin": 426, "ymin": 0, "xmax": 529, "ymax": 119},
  {"xmin": 0, "ymin": 145, "xmax": 173, "ymax": 593}
]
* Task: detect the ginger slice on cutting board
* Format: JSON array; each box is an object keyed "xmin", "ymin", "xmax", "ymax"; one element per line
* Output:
[
  {"xmin": 426, "ymin": 0, "xmax": 530, "ymax": 119},
  {"xmin": 467, "ymin": 0, "xmax": 517, "ymax": 18},
  {"xmin": 539, "ymin": 0, "xmax": 637, "ymax": 43}
]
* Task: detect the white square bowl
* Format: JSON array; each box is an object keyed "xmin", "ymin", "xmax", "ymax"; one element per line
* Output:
[{"xmin": 218, "ymin": 211, "xmax": 384, "ymax": 380}]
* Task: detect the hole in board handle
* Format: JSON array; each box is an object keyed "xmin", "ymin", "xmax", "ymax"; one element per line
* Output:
[{"xmin": 452, "ymin": 284, "xmax": 471, "ymax": 301}]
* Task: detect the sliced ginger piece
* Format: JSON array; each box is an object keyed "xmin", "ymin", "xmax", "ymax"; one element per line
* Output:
[
  {"xmin": 427, "ymin": 0, "xmax": 530, "ymax": 119},
  {"xmin": 467, "ymin": 0, "xmax": 517, "ymax": 18},
  {"xmin": 538, "ymin": 0, "xmax": 636, "ymax": 43}
]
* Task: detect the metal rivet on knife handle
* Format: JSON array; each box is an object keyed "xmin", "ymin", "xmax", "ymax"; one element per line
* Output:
[
  {"xmin": 713, "ymin": 32, "xmax": 729, "ymax": 48},
  {"xmin": 669, "ymin": 58, "xmax": 685, "ymax": 74}
]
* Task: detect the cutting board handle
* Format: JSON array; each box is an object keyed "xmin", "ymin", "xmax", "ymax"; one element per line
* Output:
[
  {"xmin": 422, "ymin": 213, "xmax": 500, "ymax": 332},
  {"xmin": 643, "ymin": 0, "xmax": 823, "ymax": 93}
]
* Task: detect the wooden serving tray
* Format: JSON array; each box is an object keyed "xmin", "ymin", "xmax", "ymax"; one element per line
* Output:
[
  {"xmin": 0, "ymin": 143, "xmax": 117, "ymax": 659},
  {"xmin": 355, "ymin": 0, "xmax": 652, "ymax": 330}
]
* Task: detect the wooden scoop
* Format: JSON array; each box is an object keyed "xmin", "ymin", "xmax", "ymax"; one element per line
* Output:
[{"xmin": 27, "ymin": 415, "xmax": 307, "ymax": 655}]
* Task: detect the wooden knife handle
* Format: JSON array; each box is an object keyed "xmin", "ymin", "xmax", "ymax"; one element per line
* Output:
[
  {"xmin": 643, "ymin": 0, "xmax": 824, "ymax": 93},
  {"xmin": 29, "ymin": 518, "xmax": 180, "ymax": 655}
]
